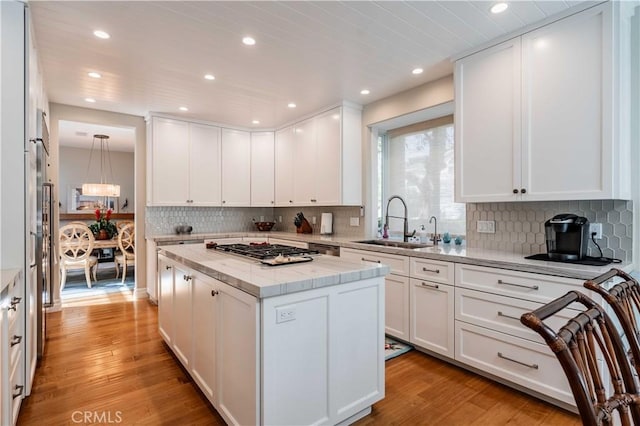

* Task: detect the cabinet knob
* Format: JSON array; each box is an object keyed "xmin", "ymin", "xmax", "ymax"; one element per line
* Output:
[
  {"xmin": 289, "ymin": 200, "xmax": 293, "ymax": 204},
  {"xmin": 165, "ymin": 265, "xmax": 172, "ymax": 270},
  {"xmin": 183, "ymin": 274, "xmax": 192, "ymax": 281},
  {"xmin": 271, "ymin": 201, "xmax": 274, "ymax": 204},
  {"xmin": 211, "ymin": 290, "xmax": 219, "ymax": 297},
  {"xmin": 12, "ymin": 385, "xmax": 24, "ymax": 399},
  {"xmin": 10, "ymin": 335, "xmax": 22, "ymax": 347},
  {"xmin": 520, "ymin": 188, "xmax": 526, "ymax": 194},
  {"xmin": 513, "ymin": 189, "xmax": 519, "ymax": 194},
  {"xmin": 310, "ymin": 199, "xmax": 317, "ymax": 203},
  {"xmin": 222, "ymin": 200, "xmax": 226, "ymax": 204}
]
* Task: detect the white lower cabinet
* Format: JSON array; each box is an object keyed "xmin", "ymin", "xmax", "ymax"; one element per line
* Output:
[
  {"xmin": 1, "ymin": 269, "xmax": 25, "ymax": 426},
  {"xmin": 157, "ymin": 255, "xmax": 259, "ymax": 426},
  {"xmin": 384, "ymin": 274, "xmax": 410, "ymax": 340},
  {"xmin": 455, "ymin": 322, "xmax": 574, "ymax": 406},
  {"xmin": 409, "ymin": 278, "xmax": 454, "ymax": 358}
]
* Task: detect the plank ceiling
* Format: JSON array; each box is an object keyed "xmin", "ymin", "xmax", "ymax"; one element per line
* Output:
[{"xmin": 30, "ymin": 1, "xmax": 590, "ymax": 130}]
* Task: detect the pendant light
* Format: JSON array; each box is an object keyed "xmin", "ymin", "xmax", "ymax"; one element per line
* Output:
[{"xmin": 82, "ymin": 134, "xmax": 120, "ymax": 197}]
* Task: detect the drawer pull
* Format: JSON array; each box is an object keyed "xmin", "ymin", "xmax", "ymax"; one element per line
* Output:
[
  {"xmin": 211, "ymin": 290, "xmax": 219, "ymax": 297},
  {"xmin": 421, "ymin": 282, "xmax": 439, "ymax": 289},
  {"xmin": 10, "ymin": 335, "xmax": 22, "ymax": 347},
  {"xmin": 361, "ymin": 257, "xmax": 381, "ymax": 264},
  {"xmin": 497, "ymin": 279, "xmax": 539, "ymax": 290},
  {"xmin": 497, "ymin": 311, "xmax": 521, "ymax": 321},
  {"xmin": 422, "ymin": 267, "xmax": 440, "ymax": 274},
  {"xmin": 12, "ymin": 384, "xmax": 24, "ymax": 399},
  {"xmin": 498, "ymin": 352, "xmax": 539, "ymax": 369}
]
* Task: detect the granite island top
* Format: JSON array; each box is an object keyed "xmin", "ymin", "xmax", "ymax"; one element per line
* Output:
[
  {"xmin": 150, "ymin": 231, "xmax": 634, "ymax": 281},
  {"xmin": 158, "ymin": 244, "xmax": 390, "ymax": 299}
]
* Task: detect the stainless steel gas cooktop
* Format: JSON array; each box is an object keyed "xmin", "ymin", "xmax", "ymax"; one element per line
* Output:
[{"xmin": 213, "ymin": 243, "xmax": 319, "ymax": 260}]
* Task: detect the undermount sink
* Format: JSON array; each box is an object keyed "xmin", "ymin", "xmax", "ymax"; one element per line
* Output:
[{"xmin": 355, "ymin": 239, "xmax": 432, "ymax": 249}]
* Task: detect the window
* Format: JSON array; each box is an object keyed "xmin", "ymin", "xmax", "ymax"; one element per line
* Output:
[{"xmin": 377, "ymin": 115, "xmax": 465, "ymax": 238}]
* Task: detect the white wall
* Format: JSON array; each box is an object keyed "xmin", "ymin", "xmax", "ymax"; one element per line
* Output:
[
  {"xmin": 58, "ymin": 146, "xmax": 134, "ymax": 213},
  {"xmin": 360, "ymin": 75, "xmax": 454, "ymax": 235}
]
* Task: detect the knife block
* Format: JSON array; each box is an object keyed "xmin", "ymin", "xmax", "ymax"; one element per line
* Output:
[{"xmin": 296, "ymin": 218, "xmax": 313, "ymax": 234}]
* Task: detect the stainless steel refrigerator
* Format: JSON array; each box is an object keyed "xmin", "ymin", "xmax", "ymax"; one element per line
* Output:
[{"xmin": 33, "ymin": 111, "xmax": 53, "ymax": 358}]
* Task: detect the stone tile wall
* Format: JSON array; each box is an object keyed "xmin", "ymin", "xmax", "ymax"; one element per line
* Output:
[
  {"xmin": 466, "ymin": 200, "xmax": 633, "ymax": 261},
  {"xmin": 146, "ymin": 205, "xmax": 365, "ymax": 238}
]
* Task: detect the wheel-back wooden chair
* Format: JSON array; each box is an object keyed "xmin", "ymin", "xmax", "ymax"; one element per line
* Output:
[
  {"xmin": 59, "ymin": 223, "xmax": 98, "ymax": 290},
  {"xmin": 116, "ymin": 220, "xmax": 134, "ymax": 232},
  {"xmin": 584, "ymin": 269, "xmax": 640, "ymax": 379},
  {"xmin": 521, "ymin": 291, "xmax": 640, "ymax": 426},
  {"xmin": 115, "ymin": 223, "xmax": 135, "ymax": 283}
]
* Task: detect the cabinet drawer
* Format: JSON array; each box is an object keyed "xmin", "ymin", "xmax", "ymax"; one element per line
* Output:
[
  {"xmin": 9, "ymin": 347, "xmax": 24, "ymax": 423},
  {"xmin": 340, "ymin": 248, "xmax": 409, "ymax": 276},
  {"xmin": 455, "ymin": 264, "xmax": 588, "ymax": 304},
  {"xmin": 455, "ymin": 288, "xmax": 575, "ymax": 344},
  {"xmin": 455, "ymin": 321, "xmax": 574, "ymax": 406},
  {"xmin": 410, "ymin": 258, "xmax": 454, "ymax": 285}
]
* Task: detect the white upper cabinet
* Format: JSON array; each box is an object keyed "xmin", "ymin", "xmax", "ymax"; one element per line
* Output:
[
  {"xmin": 277, "ymin": 104, "xmax": 362, "ymax": 206},
  {"xmin": 221, "ymin": 128, "xmax": 251, "ymax": 206},
  {"xmin": 250, "ymin": 132, "xmax": 275, "ymax": 207},
  {"xmin": 148, "ymin": 117, "xmax": 221, "ymax": 206},
  {"xmin": 274, "ymin": 127, "xmax": 295, "ymax": 206},
  {"xmin": 455, "ymin": 3, "xmax": 631, "ymax": 202}
]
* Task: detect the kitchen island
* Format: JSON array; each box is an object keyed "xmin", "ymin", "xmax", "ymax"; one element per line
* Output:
[{"xmin": 157, "ymin": 243, "xmax": 389, "ymax": 426}]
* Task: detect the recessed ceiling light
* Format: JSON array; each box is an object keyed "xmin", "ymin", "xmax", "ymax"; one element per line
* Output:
[
  {"xmin": 360, "ymin": 89, "xmax": 370, "ymax": 95},
  {"xmin": 93, "ymin": 30, "xmax": 110, "ymax": 39},
  {"xmin": 179, "ymin": 106, "xmax": 189, "ymax": 111},
  {"xmin": 252, "ymin": 120, "xmax": 260, "ymax": 125},
  {"xmin": 332, "ymin": 114, "xmax": 340, "ymax": 120},
  {"xmin": 204, "ymin": 74, "xmax": 215, "ymax": 80},
  {"xmin": 412, "ymin": 68, "xmax": 424, "ymax": 75},
  {"xmin": 88, "ymin": 72, "xmax": 102, "ymax": 79},
  {"xmin": 242, "ymin": 36, "xmax": 256, "ymax": 46},
  {"xmin": 287, "ymin": 103, "xmax": 297, "ymax": 108},
  {"xmin": 490, "ymin": 2, "xmax": 509, "ymax": 14},
  {"xmin": 84, "ymin": 98, "xmax": 96, "ymax": 103}
]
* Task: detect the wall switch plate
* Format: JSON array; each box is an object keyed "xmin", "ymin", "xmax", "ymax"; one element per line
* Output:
[
  {"xmin": 276, "ymin": 306, "xmax": 296, "ymax": 323},
  {"xmin": 350, "ymin": 217, "xmax": 360, "ymax": 227},
  {"xmin": 590, "ymin": 223, "xmax": 602, "ymax": 239},
  {"xmin": 278, "ymin": 216, "xmax": 282, "ymax": 223},
  {"xmin": 260, "ymin": 215, "xmax": 264, "ymax": 222},
  {"xmin": 477, "ymin": 220, "xmax": 496, "ymax": 233},
  {"xmin": 312, "ymin": 216, "xmax": 316, "ymax": 225}
]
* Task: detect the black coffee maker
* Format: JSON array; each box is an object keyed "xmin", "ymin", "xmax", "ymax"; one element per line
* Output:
[{"xmin": 545, "ymin": 214, "xmax": 590, "ymax": 261}]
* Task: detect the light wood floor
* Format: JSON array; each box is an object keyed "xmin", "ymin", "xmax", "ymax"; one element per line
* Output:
[{"xmin": 18, "ymin": 293, "xmax": 581, "ymax": 425}]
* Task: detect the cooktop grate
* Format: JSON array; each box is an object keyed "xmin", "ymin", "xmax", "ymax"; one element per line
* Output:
[{"xmin": 213, "ymin": 243, "xmax": 319, "ymax": 260}]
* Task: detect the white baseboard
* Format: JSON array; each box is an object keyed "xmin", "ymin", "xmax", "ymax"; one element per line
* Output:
[
  {"xmin": 47, "ymin": 302, "xmax": 62, "ymax": 312},
  {"xmin": 134, "ymin": 287, "xmax": 148, "ymax": 299}
]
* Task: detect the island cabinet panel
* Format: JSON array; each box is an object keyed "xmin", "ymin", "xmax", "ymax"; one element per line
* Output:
[
  {"xmin": 262, "ymin": 277, "xmax": 384, "ymax": 426},
  {"xmin": 172, "ymin": 264, "xmax": 192, "ymax": 368},
  {"xmin": 157, "ymin": 257, "xmax": 174, "ymax": 344},
  {"xmin": 191, "ymin": 275, "xmax": 217, "ymax": 403},
  {"xmin": 409, "ymin": 278, "xmax": 454, "ymax": 359}
]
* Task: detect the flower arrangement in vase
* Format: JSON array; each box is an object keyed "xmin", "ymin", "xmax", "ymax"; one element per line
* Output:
[{"xmin": 89, "ymin": 208, "xmax": 117, "ymax": 240}]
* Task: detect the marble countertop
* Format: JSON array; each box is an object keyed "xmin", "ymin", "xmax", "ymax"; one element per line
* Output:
[
  {"xmin": 150, "ymin": 231, "xmax": 634, "ymax": 281},
  {"xmin": 158, "ymin": 244, "xmax": 390, "ymax": 299}
]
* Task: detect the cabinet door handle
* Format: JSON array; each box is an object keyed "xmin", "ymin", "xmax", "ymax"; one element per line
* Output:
[
  {"xmin": 183, "ymin": 275, "xmax": 192, "ymax": 281},
  {"xmin": 422, "ymin": 267, "xmax": 440, "ymax": 274},
  {"xmin": 11, "ymin": 335, "xmax": 22, "ymax": 347},
  {"xmin": 11, "ymin": 297, "xmax": 22, "ymax": 305},
  {"xmin": 497, "ymin": 279, "xmax": 538, "ymax": 290},
  {"xmin": 361, "ymin": 257, "xmax": 381, "ymax": 263},
  {"xmin": 520, "ymin": 188, "xmax": 527, "ymax": 194},
  {"xmin": 289, "ymin": 200, "xmax": 293, "ymax": 203},
  {"xmin": 420, "ymin": 282, "xmax": 439, "ymax": 289},
  {"xmin": 497, "ymin": 352, "xmax": 538, "ymax": 369},
  {"xmin": 271, "ymin": 201, "xmax": 274, "ymax": 204},
  {"xmin": 513, "ymin": 189, "xmax": 519, "ymax": 194},
  {"xmin": 211, "ymin": 290, "xmax": 219, "ymax": 297},
  {"xmin": 165, "ymin": 265, "xmax": 172, "ymax": 270},
  {"xmin": 310, "ymin": 199, "xmax": 317, "ymax": 203},
  {"xmin": 222, "ymin": 200, "xmax": 226, "ymax": 204},
  {"xmin": 12, "ymin": 384, "xmax": 24, "ymax": 399},
  {"xmin": 497, "ymin": 311, "xmax": 521, "ymax": 321}
]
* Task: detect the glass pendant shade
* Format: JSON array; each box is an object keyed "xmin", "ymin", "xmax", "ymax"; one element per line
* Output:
[
  {"xmin": 82, "ymin": 134, "xmax": 120, "ymax": 198},
  {"xmin": 81, "ymin": 183, "xmax": 120, "ymax": 197}
]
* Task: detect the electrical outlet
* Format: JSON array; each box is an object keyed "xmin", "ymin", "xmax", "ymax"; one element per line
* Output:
[
  {"xmin": 276, "ymin": 306, "xmax": 296, "ymax": 323},
  {"xmin": 590, "ymin": 223, "xmax": 602, "ymax": 239},
  {"xmin": 477, "ymin": 220, "xmax": 496, "ymax": 233},
  {"xmin": 312, "ymin": 216, "xmax": 316, "ymax": 225},
  {"xmin": 350, "ymin": 217, "xmax": 360, "ymax": 227},
  {"xmin": 260, "ymin": 215, "xmax": 264, "ymax": 222}
]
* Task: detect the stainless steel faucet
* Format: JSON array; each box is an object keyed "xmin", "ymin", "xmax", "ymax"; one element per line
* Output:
[
  {"xmin": 429, "ymin": 216, "xmax": 441, "ymax": 245},
  {"xmin": 385, "ymin": 195, "xmax": 415, "ymax": 242}
]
